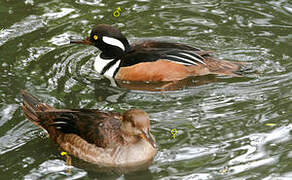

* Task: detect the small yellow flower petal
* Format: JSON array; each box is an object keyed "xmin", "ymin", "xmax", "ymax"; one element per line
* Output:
[
  {"xmin": 61, "ymin": 151, "xmax": 67, "ymax": 156},
  {"xmin": 265, "ymin": 123, "xmax": 276, "ymax": 126}
]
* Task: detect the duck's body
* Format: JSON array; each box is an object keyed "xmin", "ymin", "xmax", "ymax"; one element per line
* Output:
[
  {"xmin": 71, "ymin": 24, "xmax": 245, "ymax": 82},
  {"xmin": 21, "ymin": 90, "xmax": 157, "ymax": 169}
]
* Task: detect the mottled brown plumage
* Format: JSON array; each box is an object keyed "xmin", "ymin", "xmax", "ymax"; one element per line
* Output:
[{"xmin": 21, "ymin": 90, "xmax": 157, "ymax": 170}]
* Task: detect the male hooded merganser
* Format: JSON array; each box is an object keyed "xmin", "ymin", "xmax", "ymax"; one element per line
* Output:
[
  {"xmin": 21, "ymin": 90, "xmax": 157, "ymax": 170},
  {"xmin": 71, "ymin": 24, "xmax": 245, "ymax": 82}
]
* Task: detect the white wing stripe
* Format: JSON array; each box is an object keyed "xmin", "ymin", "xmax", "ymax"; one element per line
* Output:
[
  {"xmin": 166, "ymin": 55, "xmax": 199, "ymax": 65},
  {"xmin": 103, "ymin": 36, "xmax": 125, "ymax": 51},
  {"xmin": 178, "ymin": 52, "xmax": 206, "ymax": 65}
]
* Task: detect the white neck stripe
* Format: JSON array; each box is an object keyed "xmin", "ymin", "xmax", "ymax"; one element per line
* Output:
[
  {"xmin": 106, "ymin": 59, "xmax": 121, "ymax": 77},
  {"xmin": 103, "ymin": 36, "xmax": 125, "ymax": 51},
  {"xmin": 94, "ymin": 53, "xmax": 120, "ymax": 78}
]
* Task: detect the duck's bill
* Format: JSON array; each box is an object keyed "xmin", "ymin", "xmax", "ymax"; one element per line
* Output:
[
  {"xmin": 140, "ymin": 131, "xmax": 156, "ymax": 148},
  {"xmin": 70, "ymin": 37, "xmax": 92, "ymax": 45}
]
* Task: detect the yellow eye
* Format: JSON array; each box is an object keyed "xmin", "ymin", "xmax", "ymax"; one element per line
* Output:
[{"xmin": 93, "ymin": 35, "xmax": 98, "ymax": 40}]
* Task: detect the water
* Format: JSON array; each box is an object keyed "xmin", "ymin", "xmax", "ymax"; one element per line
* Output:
[{"xmin": 0, "ymin": 0, "xmax": 291, "ymax": 179}]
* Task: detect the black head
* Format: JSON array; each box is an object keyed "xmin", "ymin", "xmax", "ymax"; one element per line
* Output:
[{"xmin": 71, "ymin": 24, "xmax": 131, "ymax": 59}]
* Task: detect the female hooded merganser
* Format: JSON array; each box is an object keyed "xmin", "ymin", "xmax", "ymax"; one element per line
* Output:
[
  {"xmin": 71, "ymin": 24, "xmax": 246, "ymax": 82},
  {"xmin": 21, "ymin": 90, "xmax": 157, "ymax": 170}
]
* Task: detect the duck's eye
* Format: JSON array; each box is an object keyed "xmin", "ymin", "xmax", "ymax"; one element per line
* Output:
[{"xmin": 93, "ymin": 35, "xmax": 98, "ymax": 40}]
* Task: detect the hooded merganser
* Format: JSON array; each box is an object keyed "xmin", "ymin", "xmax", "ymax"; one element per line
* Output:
[
  {"xmin": 71, "ymin": 24, "xmax": 246, "ymax": 82},
  {"xmin": 21, "ymin": 90, "xmax": 157, "ymax": 169}
]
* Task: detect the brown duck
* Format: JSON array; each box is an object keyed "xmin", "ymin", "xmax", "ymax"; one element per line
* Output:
[{"xmin": 21, "ymin": 90, "xmax": 157, "ymax": 170}]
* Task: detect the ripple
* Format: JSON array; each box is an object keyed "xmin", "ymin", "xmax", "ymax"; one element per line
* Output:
[
  {"xmin": 75, "ymin": 0, "xmax": 104, "ymax": 6},
  {"xmin": 0, "ymin": 15, "xmax": 45, "ymax": 46},
  {"xmin": 0, "ymin": 121, "xmax": 36, "ymax": 155},
  {"xmin": 24, "ymin": 159, "xmax": 87, "ymax": 179},
  {"xmin": 0, "ymin": 0, "xmax": 292, "ymax": 179},
  {"xmin": 0, "ymin": 104, "xmax": 19, "ymax": 127},
  {"xmin": 42, "ymin": 8, "xmax": 75, "ymax": 20}
]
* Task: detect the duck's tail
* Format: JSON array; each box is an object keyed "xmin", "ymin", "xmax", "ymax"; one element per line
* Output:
[
  {"xmin": 203, "ymin": 57, "xmax": 248, "ymax": 76},
  {"xmin": 21, "ymin": 90, "xmax": 55, "ymax": 128}
]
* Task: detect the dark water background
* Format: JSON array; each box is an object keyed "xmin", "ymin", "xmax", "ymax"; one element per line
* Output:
[{"xmin": 0, "ymin": 0, "xmax": 291, "ymax": 179}]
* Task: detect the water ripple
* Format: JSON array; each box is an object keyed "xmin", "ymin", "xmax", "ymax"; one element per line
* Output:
[{"xmin": 0, "ymin": 0, "xmax": 291, "ymax": 179}]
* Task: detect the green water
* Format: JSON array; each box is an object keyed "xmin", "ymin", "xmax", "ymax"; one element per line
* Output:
[{"xmin": 0, "ymin": 0, "xmax": 291, "ymax": 179}]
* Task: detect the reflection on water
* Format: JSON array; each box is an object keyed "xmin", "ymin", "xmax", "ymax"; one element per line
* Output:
[{"xmin": 0, "ymin": 0, "xmax": 291, "ymax": 179}]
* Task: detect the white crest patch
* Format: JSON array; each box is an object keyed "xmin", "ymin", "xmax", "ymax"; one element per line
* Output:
[
  {"xmin": 102, "ymin": 36, "xmax": 125, "ymax": 51},
  {"xmin": 94, "ymin": 53, "xmax": 121, "ymax": 78}
]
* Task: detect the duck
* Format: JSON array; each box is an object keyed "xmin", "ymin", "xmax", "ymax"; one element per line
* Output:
[
  {"xmin": 70, "ymin": 24, "xmax": 246, "ymax": 82},
  {"xmin": 21, "ymin": 90, "xmax": 157, "ymax": 171}
]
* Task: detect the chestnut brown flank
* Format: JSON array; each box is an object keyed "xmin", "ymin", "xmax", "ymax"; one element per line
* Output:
[{"xmin": 115, "ymin": 59, "xmax": 243, "ymax": 82}]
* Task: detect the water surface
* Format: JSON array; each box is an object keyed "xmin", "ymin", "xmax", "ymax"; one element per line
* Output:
[{"xmin": 0, "ymin": 0, "xmax": 291, "ymax": 179}]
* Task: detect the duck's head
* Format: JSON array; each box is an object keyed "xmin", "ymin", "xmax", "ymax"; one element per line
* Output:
[
  {"xmin": 121, "ymin": 109, "xmax": 156, "ymax": 148},
  {"xmin": 70, "ymin": 24, "xmax": 131, "ymax": 59}
]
